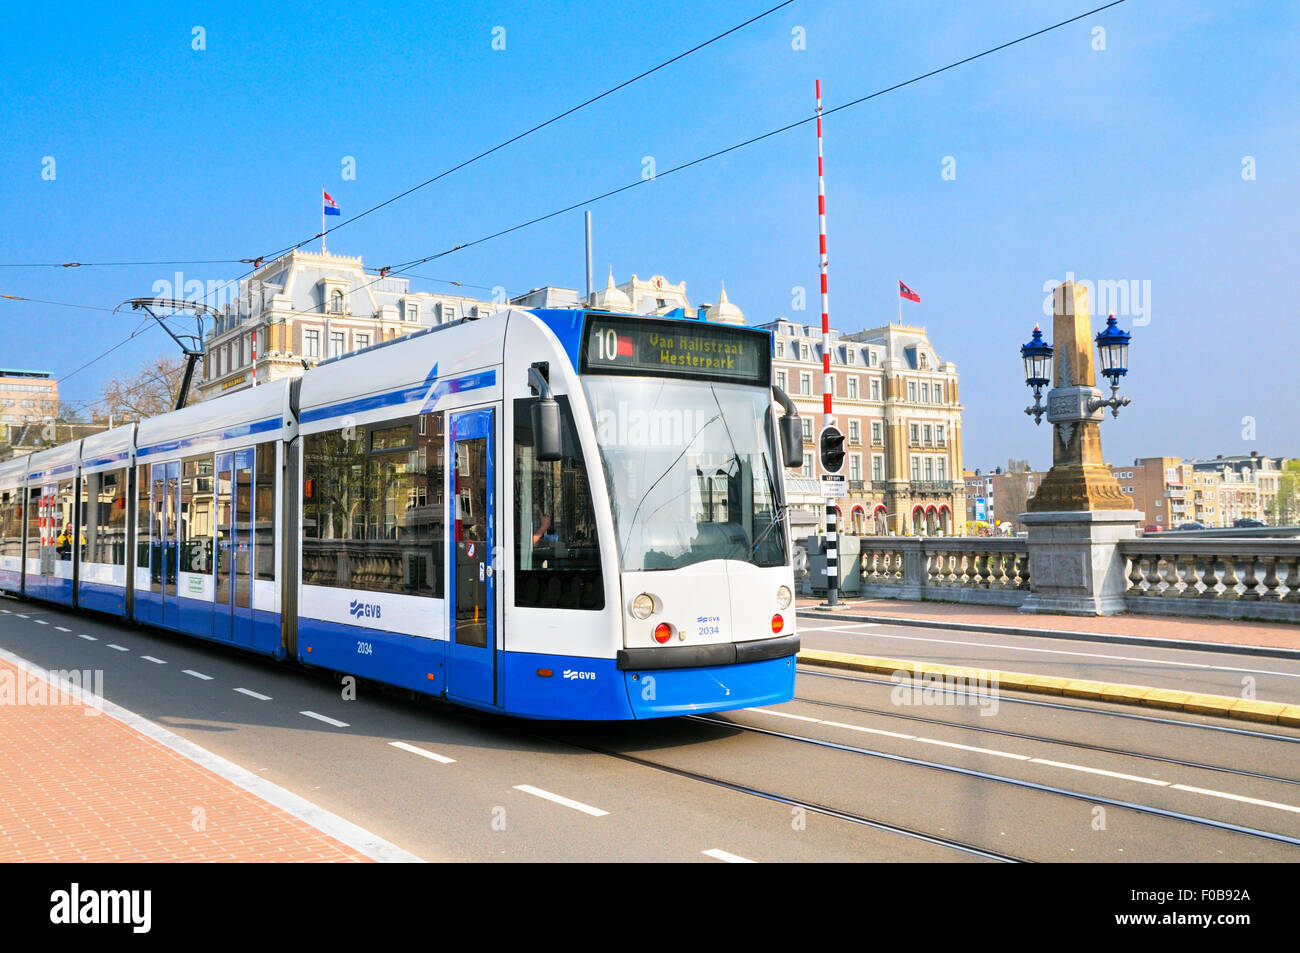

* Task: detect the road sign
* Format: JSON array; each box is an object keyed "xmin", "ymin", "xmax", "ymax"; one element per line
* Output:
[
  {"xmin": 819, "ymin": 426, "xmax": 845, "ymax": 473},
  {"xmin": 820, "ymin": 474, "xmax": 847, "ymax": 498}
]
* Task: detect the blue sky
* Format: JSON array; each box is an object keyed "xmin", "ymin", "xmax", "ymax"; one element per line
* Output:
[{"xmin": 1, "ymin": 0, "xmax": 1296, "ymax": 470}]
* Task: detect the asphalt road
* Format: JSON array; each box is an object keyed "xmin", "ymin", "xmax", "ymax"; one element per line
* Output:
[{"xmin": 3, "ymin": 594, "xmax": 1298, "ymax": 862}]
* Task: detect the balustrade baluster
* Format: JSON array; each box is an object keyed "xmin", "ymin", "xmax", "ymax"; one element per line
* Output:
[
  {"xmin": 1260, "ymin": 557, "xmax": 1282, "ymax": 602},
  {"xmin": 1218, "ymin": 555, "xmax": 1241, "ymax": 599},
  {"xmin": 1198, "ymin": 553, "xmax": 1219, "ymax": 597},
  {"xmin": 1240, "ymin": 556, "xmax": 1261, "ymax": 601},
  {"xmin": 1127, "ymin": 554, "xmax": 1146, "ymax": 595},
  {"xmin": 1282, "ymin": 557, "xmax": 1300, "ymax": 604}
]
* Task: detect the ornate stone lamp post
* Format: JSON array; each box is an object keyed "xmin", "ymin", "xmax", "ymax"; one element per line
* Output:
[
  {"xmin": 1021, "ymin": 325, "xmax": 1053, "ymax": 425},
  {"xmin": 1018, "ymin": 281, "xmax": 1143, "ymax": 615}
]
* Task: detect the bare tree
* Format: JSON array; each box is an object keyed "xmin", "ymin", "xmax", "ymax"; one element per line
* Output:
[{"xmin": 98, "ymin": 354, "xmax": 201, "ymax": 422}]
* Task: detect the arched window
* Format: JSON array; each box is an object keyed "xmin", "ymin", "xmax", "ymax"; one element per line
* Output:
[{"xmin": 330, "ymin": 289, "xmax": 345, "ymax": 315}]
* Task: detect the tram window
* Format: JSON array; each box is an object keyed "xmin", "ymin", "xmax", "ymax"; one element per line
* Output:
[
  {"xmin": 180, "ymin": 455, "xmax": 214, "ymax": 574},
  {"xmin": 254, "ymin": 442, "xmax": 276, "ymax": 581},
  {"xmin": 25, "ymin": 486, "xmax": 41, "ymax": 564},
  {"xmin": 81, "ymin": 469, "xmax": 128, "ymax": 566},
  {"xmin": 55, "ymin": 479, "xmax": 76, "ymax": 561},
  {"xmin": 136, "ymin": 464, "xmax": 151, "ymax": 572},
  {"xmin": 302, "ymin": 413, "xmax": 444, "ymax": 597},
  {"xmin": 513, "ymin": 397, "xmax": 604, "ymax": 610},
  {"xmin": 0, "ymin": 489, "xmax": 21, "ymax": 559}
]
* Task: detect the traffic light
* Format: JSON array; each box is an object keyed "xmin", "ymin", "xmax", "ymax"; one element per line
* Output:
[{"xmin": 819, "ymin": 425, "xmax": 845, "ymax": 474}]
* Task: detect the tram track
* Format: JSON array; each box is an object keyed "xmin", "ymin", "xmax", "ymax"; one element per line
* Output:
[
  {"xmin": 798, "ymin": 667, "xmax": 1300, "ymax": 744},
  {"xmin": 534, "ymin": 727, "xmax": 1027, "ymax": 863},
  {"xmin": 789, "ymin": 694, "xmax": 1300, "ymax": 788},
  {"xmin": 687, "ymin": 713, "xmax": 1300, "ymax": 850}
]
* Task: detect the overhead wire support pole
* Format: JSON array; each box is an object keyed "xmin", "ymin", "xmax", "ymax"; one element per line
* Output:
[
  {"xmin": 816, "ymin": 79, "xmax": 838, "ymax": 608},
  {"xmin": 113, "ymin": 297, "xmax": 218, "ymax": 412}
]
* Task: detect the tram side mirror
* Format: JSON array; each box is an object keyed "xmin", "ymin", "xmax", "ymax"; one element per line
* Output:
[
  {"xmin": 532, "ymin": 398, "xmax": 563, "ymax": 462},
  {"xmin": 780, "ymin": 413, "xmax": 803, "ymax": 469}
]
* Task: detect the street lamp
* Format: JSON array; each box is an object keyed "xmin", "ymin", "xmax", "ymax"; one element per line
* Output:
[
  {"xmin": 1089, "ymin": 313, "xmax": 1132, "ymax": 417},
  {"xmin": 1021, "ymin": 325, "xmax": 1053, "ymax": 425}
]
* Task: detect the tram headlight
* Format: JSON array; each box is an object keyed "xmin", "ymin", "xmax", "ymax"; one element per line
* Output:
[
  {"xmin": 631, "ymin": 593, "xmax": 655, "ymax": 620},
  {"xmin": 776, "ymin": 585, "xmax": 793, "ymax": 610}
]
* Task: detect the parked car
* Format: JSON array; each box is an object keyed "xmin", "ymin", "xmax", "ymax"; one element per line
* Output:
[
  {"xmin": 1177, "ymin": 521, "xmax": 1207, "ymax": 531},
  {"xmin": 1233, "ymin": 518, "xmax": 1265, "ymax": 528},
  {"xmin": 1143, "ymin": 524, "xmax": 1163, "ymax": 533}
]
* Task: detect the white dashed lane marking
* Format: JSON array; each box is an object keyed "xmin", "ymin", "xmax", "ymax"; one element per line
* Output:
[
  {"xmin": 183, "ymin": 670, "xmax": 213, "ymax": 681},
  {"xmin": 234, "ymin": 688, "xmax": 271, "ymax": 701},
  {"xmin": 55, "ymin": 626, "xmax": 70, "ymax": 632},
  {"xmin": 34, "ymin": 619, "xmax": 48, "ymax": 625},
  {"xmin": 389, "ymin": 741, "xmax": 456, "ymax": 764},
  {"xmin": 300, "ymin": 711, "xmax": 350, "ymax": 728},
  {"xmin": 748, "ymin": 707, "xmax": 1300, "ymax": 814},
  {"xmin": 703, "ymin": 848, "xmax": 755, "ymax": 863},
  {"xmin": 77, "ymin": 634, "xmax": 97, "ymax": 641},
  {"xmin": 140, "ymin": 656, "xmax": 167, "ymax": 665},
  {"xmin": 513, "ymin": 785, "xmax": 609, "ymax": 817},
  {"xmin": 107, "ymin": 644, "xmax": 129, "ymax": 652}
]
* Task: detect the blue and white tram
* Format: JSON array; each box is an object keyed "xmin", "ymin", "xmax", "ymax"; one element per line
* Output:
[{"xmin": 0, "ymin": 308, "xmax": 803, "ymax": 719}]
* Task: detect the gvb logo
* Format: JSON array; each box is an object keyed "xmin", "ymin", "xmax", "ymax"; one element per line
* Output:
[
  {"xmin": 349, "ymin": 600, "xmax": 381, "ymax": 619},
  {"xmin": 563, "ymin": 670, "xmax": 596, "ymax": 681},
  {"xmin": 50, "ymin": 883, "xmax": 151, "ymax": 934}
]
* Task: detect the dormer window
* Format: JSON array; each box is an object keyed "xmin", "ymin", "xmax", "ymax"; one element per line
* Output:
[{"xmin": 330, "ymin": 289, "xmax": 345, "ymax": 315}]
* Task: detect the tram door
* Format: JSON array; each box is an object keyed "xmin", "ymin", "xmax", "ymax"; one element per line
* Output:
[
  {"xmin": 447, "ymin": 408, "xmax": 497, "ymax": 707},
  {"xmin": 149, "ymin": 462, "xmax": 181, "ymax": 629},
  {"xmin": 214, "ymin": 450, "xmax": 255, "ymax": 645},
  {"xmin": 31, "ymin": 483, "xmax": 57, "ymax": 599}
]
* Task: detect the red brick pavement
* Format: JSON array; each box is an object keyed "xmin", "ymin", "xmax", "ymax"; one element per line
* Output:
[
  {"xmin": 0, "ymin": 657, "xmax": 371, "ymax": 862},
  {"xmin": 797, "ymin": 596, "xmax": 1300, "ymax": 651}
]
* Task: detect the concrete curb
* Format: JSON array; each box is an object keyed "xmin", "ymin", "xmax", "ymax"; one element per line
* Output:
[
  {"xmin": 795, "ymin": 608, "xmax": 1300, "ymax": 661},
  {"xmin": 796, "ymin": 648, "xmax": 1300, "ymax": 728}
]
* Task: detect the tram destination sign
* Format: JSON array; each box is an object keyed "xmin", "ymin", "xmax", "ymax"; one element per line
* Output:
[{"xmin": 581, "ymin": 314, "xmax": 770, "ymax": 386}]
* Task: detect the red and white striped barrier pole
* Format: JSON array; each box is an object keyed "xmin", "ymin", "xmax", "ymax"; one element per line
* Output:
[{"xmin": 817, "ymin": 79, "xmax": 838, "ymax": 607}]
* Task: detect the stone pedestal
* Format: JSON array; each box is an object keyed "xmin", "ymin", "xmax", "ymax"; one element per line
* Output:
[{"xmin": 1019, "ymin": 510, "xmax": 1143, "ymax": 616}]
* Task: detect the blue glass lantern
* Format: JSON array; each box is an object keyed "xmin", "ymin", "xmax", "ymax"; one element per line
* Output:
[
  {"xmin": 1020, "ymin": 325, "xmax": 1053, "ymax": 389},
  {"xmin": 1095, "ymin": 313, "xmax": 1130, "ymax": 385}
]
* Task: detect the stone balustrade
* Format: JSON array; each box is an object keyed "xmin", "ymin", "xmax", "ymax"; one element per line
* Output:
[
  {"xmin": 1119, "ymin": 538, "xmax": 1300, "ymax": 622},
  {"xmin": 858, "ymin": 537, "xmax": 1030, "ymax": 606},
  {"xmin": 850, "ymin": 535, "xmax": 1300, "ymax": 622}
]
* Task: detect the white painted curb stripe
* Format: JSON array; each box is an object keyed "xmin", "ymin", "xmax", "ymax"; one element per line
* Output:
[
  {"xmin": 0, "ymin": 645, "xmax": 423, "ymax": 863},
  {"xmin": 513, "ymin": 784, "xmax": 609, "ymax": 817},
  {"xmin": 390, "ymin": 741, "xmax": 456, "ymax": 764},
  {"xmin": 703, "ymin": 848, "xmax": 755, "ymax": 863}
]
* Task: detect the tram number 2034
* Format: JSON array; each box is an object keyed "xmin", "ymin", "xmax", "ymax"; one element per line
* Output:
[{"xmin": 356, "ymin": 641, "xmax": 374, "ymax": 656}]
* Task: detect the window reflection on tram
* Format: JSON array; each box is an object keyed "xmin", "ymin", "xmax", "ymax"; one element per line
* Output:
[{"xmin": 302, "ymin": 413, "xmax": 446, "ymax": 597}]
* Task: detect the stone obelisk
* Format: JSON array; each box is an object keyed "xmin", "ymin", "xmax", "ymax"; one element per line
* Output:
[{"xmin": 1019, "ymin": 281, "xmax": 1142, "ymax": 615}]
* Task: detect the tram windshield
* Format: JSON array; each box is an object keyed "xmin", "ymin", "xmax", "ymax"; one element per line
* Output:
[{"xmin": 583, "ymin": 376, "xmax": 787, "ymax": 572}]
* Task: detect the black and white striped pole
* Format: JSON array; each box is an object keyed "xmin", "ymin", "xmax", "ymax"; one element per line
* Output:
[{"xmin": 819, "ymin": 425, "xmax": 846, "ymax": 606}]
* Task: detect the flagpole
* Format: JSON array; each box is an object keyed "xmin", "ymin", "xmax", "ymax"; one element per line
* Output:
[
  {"xmin": 321, "ymin": 188, "xmax": 327, "ymax": 256},
  {"xmin": 898, "ymin": 278, "xmax": 902, "ymax": 325}
]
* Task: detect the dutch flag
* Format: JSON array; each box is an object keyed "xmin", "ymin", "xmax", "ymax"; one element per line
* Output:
[{"xmin": 323, "ymin": 190, "xmax": 341, "ymax": 216}]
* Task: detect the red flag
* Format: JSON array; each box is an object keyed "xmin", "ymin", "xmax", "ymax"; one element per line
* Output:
[{"xmin": 899, "ymin": 280, "xmax": 920, "ymax": 303}]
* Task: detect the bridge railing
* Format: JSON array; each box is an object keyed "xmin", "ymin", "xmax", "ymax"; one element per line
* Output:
[
  {"xmin": 1119, "ymin": 538, "xmax": 1300, "ymax": 622},
  {"xmin": 858, "ymin": 537, "xmax": 1030, "ymax": 606},
  {"xmin": 851, "ymin": 535, "xmax": 1300, "ymax": 621}
]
